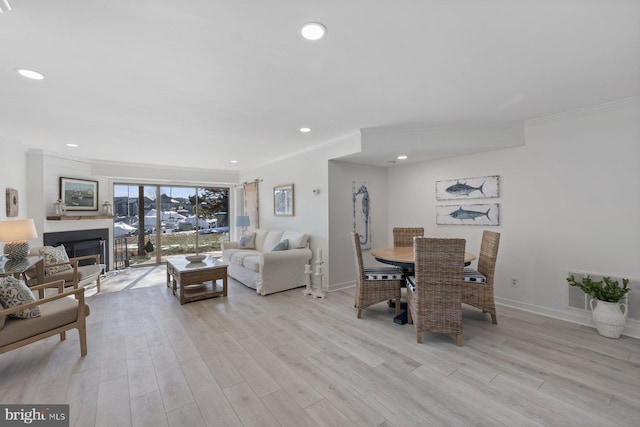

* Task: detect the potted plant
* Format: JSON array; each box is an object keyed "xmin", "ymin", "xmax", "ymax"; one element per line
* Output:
[{"xmin": 566, "ymin": 275, "xmax": 630, "ymax": 338}]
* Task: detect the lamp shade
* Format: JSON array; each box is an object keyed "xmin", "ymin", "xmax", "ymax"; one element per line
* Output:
[
  {"xmin": 0, "ymin": 218, "xmax": 38, "ymax": 260},
  {"xmin": 236, "ymin": 215, "xmax": 250, "ymax": 227},
  {"xmin": 0, "ymin": 218, "xmax": 38, "ymax": 242}
]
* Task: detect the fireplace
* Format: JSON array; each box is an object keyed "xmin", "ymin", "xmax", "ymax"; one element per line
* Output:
[{"xmin": 43, "ymin": 228, "xmax": 110, "ymax": 272}]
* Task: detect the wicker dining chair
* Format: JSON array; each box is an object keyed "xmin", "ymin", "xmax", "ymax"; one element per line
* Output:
[
  {"xmin": 392, "ymin": 227, "xmax": 425, "ymax": 247},
  {"xmin": 351, "ymin": 231, "xmax": 403, "ymax": 318},
  {"xmin": 462, "ymin": 230, "xmax": 501, "ymax": 324},
  {"xmin": 407, "ymin": 237, "xmax": 466, "ymax": 346},
  {"xmin": 392, "ymin": 227, "xmax": 425, "ymax": 285}
]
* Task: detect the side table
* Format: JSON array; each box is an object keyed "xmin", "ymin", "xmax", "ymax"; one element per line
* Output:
[{"xmin": 0, "ymin": 256, "xmax": 44, "ymax": 285}]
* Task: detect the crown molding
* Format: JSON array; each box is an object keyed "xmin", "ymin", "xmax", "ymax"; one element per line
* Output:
[{"xmin": 526, "ymin": 96, "xmax": 640, "ymax": 125}]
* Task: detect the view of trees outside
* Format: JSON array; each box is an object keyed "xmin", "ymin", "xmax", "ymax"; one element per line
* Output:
[{"xmin": 113, "ymin": 184, "xmax": 229, "ymax": 268}]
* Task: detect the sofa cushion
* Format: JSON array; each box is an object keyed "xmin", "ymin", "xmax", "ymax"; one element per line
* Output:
[
  {"xmin": 40, "ymin": 245, "xmax": 73, "ymax": 275},
  {"xmin": 238, "ymin": 233, "xmax": 256, "ymax": 249},
  {"xmin": 0, "ymin": 276, "xmax": 41, "ymax": 319},
  {"xmin": 42, "ymin": 268, "xmax": 76, "ymax": 283},
  {"xmin": 364, "ymin": 267, "xmax": 404, "ymax": 281},
  {"xmin": 463, "ymin": 267, "xmax": 487, "ymax": 283},
  {"xmin": 29, "ymin": 245, "xmax": 53, "ymax": 257},
  {"xmin": 407, "ymin": 276, "xmax": 416, "ymax": 292},
  {"xmin": 0, "ymin": 297, "xmax": 90, "ymax": 348},
  {"xmin": 271, "ymin": 239, "xmax": 289, "ymax": 252},
  {"xmin": 242, "ymin": 255, "xmax": 261, "ymax": 272},
  {"xmin": 253, "ymin": 229, "xmax": 270, "ymax": 252},
  {"xmin": 262, "ymin": 230, "xmax": 284, "ymax": 253},
  {"xmin": 281, "ymin": 231, "xmax": 309, "ymax": 249},
  {"xmin": 230, "ymin": 250, "xmax": 259, "ymax": 265}
]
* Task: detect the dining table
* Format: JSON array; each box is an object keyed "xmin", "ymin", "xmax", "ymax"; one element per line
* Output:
[
  {"xmin": 371, "ymin": 246, "xmax": 476, "ymax": 325},
  {"xmin": 370, "ymin": 246, "xmax": 476, "ymax": 269}
]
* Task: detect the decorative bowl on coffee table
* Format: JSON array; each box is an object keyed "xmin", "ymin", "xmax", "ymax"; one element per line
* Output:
[{"xmin": 185, "ymin": 254, "xmax": 206, "ymax": 263}]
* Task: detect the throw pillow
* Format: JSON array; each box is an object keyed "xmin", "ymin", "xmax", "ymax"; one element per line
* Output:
[
  {"xmin": 271, "ymin": 239, "xmax": 289, "ymax": 252},
  {"xmin": 238, "ymin": 233, "xmax": 256, "ymax": 249},
  {"xmin": 281, "ymin": 231, "xmax": 309, "ymax": 249},
  {"xmin": 0, "ymin": 276, "xmax": 41, "ymax": 319},
  {"xmin": 41, "ymin": 245, "xmax": 73, "ymax": 275}
]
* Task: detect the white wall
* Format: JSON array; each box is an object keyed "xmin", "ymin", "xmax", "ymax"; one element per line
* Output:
[
  {"xmin": 0, "ymin": 139, "xmax": 33, "ymax": 252},
  {"xmin": 8, "ymin": 99, "xmax": 639, "ymax": 337},
  {"xmin": 25, "ymin": 150, "xmax": 119, "ymax": 245},
  {"xmin": 21, "ymin": 149, "xmax": 239, "ymax": 269},
  {"xmin": 238, "ymin": 149, "xmax": 329, "ymax": 289},
  {"xmin": 92, "ymin": 159, "xmax": 238, "ymax": 185},
  {"xmin": 387, "ymin": 99, "xmax": 640, "ymax": 336},
  {"xmin": 239, "ymin": 132, "xmax": 362, "ymax": 290},
  {"xmin": 328, "ymin": 160, "xmax": 389, "ymax": 290}
]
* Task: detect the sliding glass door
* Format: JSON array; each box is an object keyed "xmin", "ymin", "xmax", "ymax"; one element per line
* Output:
[{"xmin": 113, "ymin": 183, "xmax": 229, "ymax": 268}]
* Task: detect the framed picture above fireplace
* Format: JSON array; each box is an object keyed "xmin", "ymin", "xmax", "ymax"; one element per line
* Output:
[{"xmin": 60, "ymin": 177, "xmax": 99, "ymax": 211}]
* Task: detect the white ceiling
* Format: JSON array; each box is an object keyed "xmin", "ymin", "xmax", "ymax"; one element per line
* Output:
[{"xmin": 2, "ymin": 0, "xmax": 639, "ymax": 171}]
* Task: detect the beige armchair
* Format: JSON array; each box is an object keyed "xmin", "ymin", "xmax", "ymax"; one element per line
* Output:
[
  {"xmin": 0, "ymin": 280, "xmax": 90, "ymax": 357},
  {"xmin": 25, "ymin": 246, "xmax": 101, "ymax": 292}
]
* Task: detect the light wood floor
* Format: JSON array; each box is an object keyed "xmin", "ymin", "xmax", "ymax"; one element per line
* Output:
[{"xmin": 1, "ymin": 266, "xmax": 639, "ymax": 427}]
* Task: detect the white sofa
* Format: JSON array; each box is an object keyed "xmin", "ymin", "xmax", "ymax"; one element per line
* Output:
[{"xmin": 222, "ymin": 229, "xmax": 312, "ymax": 295}]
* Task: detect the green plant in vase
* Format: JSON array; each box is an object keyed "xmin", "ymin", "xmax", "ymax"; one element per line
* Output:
[
  {"xmin": 566, "ymin": 275, "xmax": 630, "ymax": 303},
  {"xmin": 566, "ymin": 275, "xmax": 631, "ymax": 338}
]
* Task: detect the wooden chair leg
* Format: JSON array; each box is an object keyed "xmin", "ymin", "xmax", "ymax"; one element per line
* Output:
[
  {"xmin": 78, "ymin": 326, "xmax": 87, "ymax": 357},
  {"xmin": 357, "ymin": 309, "xmax": 362, "ymax": 318},
  {"xmin": 395, "ymin": 297, "xmax": 401, "ymax": 316},
  {"xmin": 490, "ymin": 313, "xmax": 497, "ymax": 325},
  {"xmin": 407, "ymin": 307, "xmax": 413, "ymax": 324},
  {"xmin": 417, "ymin": 331, "xmax": 423, "ymax": 344},
  {"xmin": 455, "ymin": 333, "xmax": 463, "ymax": 347},
  {"xmin": 96, "ymin": 276, "xmax": 101, "ymax": 293},
  {"xmin": 60, "ymin": 331, "xmax": 66, "ymax": 341}
]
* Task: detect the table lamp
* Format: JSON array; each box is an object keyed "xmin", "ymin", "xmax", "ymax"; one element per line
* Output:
[
  {"xmin": 0, "ymin": 218, "xmax": 38, "ymax": 260},
  {"xmin": 236, "ymin": 215, "xmax": 250, "ymax": 236}
]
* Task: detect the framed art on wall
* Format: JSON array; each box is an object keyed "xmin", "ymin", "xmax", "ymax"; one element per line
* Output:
[
  {"xmin": 5, "ymin": 188, "xmax": 18, "ymax": 217},
  {"xmin": 436, "ymin": 203, "xmax": 500, "ymax": 226},
  {"xmin": 436, "ymin": 175, "xmax": 500, "ymax": 200},
  {"xmin": 352, "ymin": 181, "xmax": 371, "ymax": 249},
  {"xmin": 60, "ymin": 177, "xmax": 99, "ymax": 211},
  {"xmin": 273, "ymin": 183, "xmax": 294, "ymax": 216}
]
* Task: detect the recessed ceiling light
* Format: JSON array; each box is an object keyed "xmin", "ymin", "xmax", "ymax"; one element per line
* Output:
[
  {"xmin": 397, "ymin": 155, "xmax": 408, "ymax": 160},
  {"xmin": 299, "ymin": 127, "xmax": 312, "ymax": 133},
  {"xmin": 17, "ymin": 68, "xmax": 44, "ymax": 80},
  {"xmin": 230, "ymin": 160, "xmax": 238, "ymax": 164},
  {"xmin": 66, "ymin": 143, "xmax": 78, "ymax": 148},
  {"xmin": 301, "ymin": 22, "xmax": 326, "ymax": 41}
]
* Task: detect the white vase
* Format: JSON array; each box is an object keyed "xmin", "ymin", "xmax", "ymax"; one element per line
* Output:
[{"xmin": 589, "ymin": 299, "xmax": 627, "ymax": 338}]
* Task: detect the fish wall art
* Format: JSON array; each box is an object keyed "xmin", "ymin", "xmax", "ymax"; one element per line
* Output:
[
  {"xmin": 436, "ymin": 175, "xmax": 499, "ymax": 200},
  {"xmin": 436, "ymin": 203, "xmax": 500, "ymax": 226}
]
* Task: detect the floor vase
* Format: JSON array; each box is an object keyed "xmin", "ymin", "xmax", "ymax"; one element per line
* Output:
[{"xmin": 590, "ymin": 299, "xmax": 627, "ymax": 338}]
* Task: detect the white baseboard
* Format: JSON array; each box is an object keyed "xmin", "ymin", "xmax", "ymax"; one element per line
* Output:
[
  {"xmin": 495, "ymin": 296, "xmax": 640, "ymax": 339},
  {"xmin": 325, "ymin": 284, "xmax": 639, "ymax": 339},
  {"xmin": 327, "ymin": 280, "xmax": 355, "ymax": 292}
]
